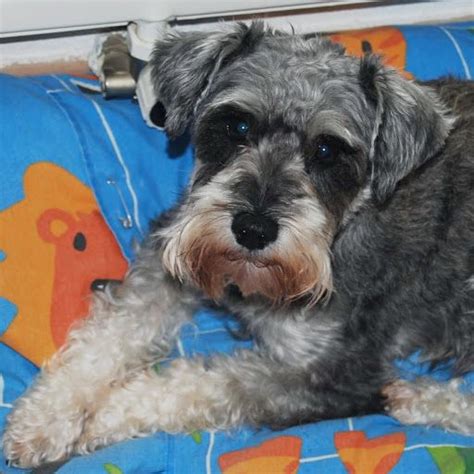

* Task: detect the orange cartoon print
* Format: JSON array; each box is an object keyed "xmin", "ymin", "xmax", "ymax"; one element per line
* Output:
[
  {"xmin": 0, "ymin": 162, "xmax": 128, "ymax": 365},
  {"xmin": 334, "ymin": 431, "xmax": 406, "ymax": 474},
  {"xmin": 330, "ymin": 27, "xmax": 412, "ymax": 77},
  {"xmin": 218, "ymin": 436, "xmax": 302, "ymax": 474},
  {"xmin": 37, "ymin": 207, "xmax": 127, "ymax": 348}
]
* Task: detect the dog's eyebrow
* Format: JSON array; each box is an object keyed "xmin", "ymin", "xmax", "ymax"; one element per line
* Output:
[
  {"xmin": 307, "ymin": 110, "xmax": 364, "ymax": 149},
  {"xmin": 208, "ymin": 89, "xmax": 266, "ymax": 119}
]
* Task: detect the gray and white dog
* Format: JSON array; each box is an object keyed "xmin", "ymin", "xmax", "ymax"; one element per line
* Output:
[{"xmin": 3, "ymin": 22, "xmax": 474, "ymax": 468}]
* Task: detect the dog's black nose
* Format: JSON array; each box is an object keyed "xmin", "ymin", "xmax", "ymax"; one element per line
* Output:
[{"xmin": 231, "ymin": 212, "xmax": 278, "ymax": 250}]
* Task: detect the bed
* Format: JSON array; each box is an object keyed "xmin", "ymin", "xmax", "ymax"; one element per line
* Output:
[{"xmin": 0, "ymin": 22, "xmax": 473, "ymax": 474}]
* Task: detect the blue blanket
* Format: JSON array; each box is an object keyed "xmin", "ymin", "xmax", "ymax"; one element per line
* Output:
[{"xmin": 1, "ymin": 23, "xmax": 473, "ymax": 474}]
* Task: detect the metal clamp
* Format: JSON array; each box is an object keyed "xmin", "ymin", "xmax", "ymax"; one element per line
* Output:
[{"xmin": 99, "ymin": 34, "xmax": 137, "ymax": 99}]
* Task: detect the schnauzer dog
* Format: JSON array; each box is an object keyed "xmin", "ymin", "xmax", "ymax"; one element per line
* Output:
[{"xmin": 3, "ymin": 22, "xmax": 474, "ymax": 468}]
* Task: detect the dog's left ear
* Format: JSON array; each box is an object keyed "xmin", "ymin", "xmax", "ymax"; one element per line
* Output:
[
  {"xmin": 150, "ymin": 22, "xmax": 266, "ymax": 137},
  {"xmin": 360, "ymin": 55, "xmax": 452, "ymax": 204}
]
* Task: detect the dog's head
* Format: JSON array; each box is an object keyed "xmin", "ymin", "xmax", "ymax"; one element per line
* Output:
[{"xmin": 151, "ymin": 22, "xmax": 451, "ymax": 305}]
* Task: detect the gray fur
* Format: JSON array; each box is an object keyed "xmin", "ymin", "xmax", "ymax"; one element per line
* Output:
[{"xmin": 152, "ymin": 22, "xmax": 473, "ymax": 424}]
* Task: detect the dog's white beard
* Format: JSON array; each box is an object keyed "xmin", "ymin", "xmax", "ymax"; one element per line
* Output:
[{"xmin": 159, "ymin": 209, "xmax": 333, "ymax": 305}]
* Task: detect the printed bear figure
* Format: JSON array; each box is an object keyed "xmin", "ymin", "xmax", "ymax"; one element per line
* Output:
[
  {"xmin": 37, "ymin": 207, "xmax": 128, "ymax": 348},
  {"xmin": 0, "ymin": 162, "xmax": 127, "ymax": 365}
]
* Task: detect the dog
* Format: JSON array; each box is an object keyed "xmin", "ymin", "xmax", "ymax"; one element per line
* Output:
[{"xmin": 3, "ymin": 22, "xmax": 474, "ymax": 468}]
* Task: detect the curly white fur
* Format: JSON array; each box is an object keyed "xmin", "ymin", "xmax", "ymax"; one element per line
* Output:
[{"xmin": 384, "ymin": 378, "xmax": 474, "ymax": 435}]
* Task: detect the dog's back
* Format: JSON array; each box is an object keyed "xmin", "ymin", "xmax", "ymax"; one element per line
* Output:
[
  {"xmin": 428, "ymin": 78, "xmax": 474, "ymax": 372},
  {"xmin": 428, "ymin": 78, "xmax": 474, "ymax": 119},
  {"xmin": 332, "ymin": 78, "xmax": 474, "ymax": 375}
]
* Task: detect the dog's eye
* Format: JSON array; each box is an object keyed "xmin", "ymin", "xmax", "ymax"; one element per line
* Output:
[
  {"xmin": 314, "ymin": 136, "xmax": 342, "ymax": 161},
  {"xmin": 225, "ymin": 117, "xmax": 250, "ymax": 139},
  {"xmin": 235, "ymin": 121, "xmax": 250, "ymax": 135},
  {"xmin": 317, "ymin": 143, "xmax": 332, "ymax": 159}
]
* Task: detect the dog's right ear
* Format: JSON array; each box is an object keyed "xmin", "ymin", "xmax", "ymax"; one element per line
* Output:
[
  {"xmin": 359, "ymin": 54, "xmax": 452, "ymax": 205},
  {"xmin": 150, "ymin": 22, "xmax": 266, "ymax": 138}
]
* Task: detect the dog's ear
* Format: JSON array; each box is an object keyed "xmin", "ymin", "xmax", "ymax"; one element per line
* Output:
[
  {"xmin": 150, "ymin": 22, "xmax": 266, "ymax": 137},
  {"xmin": 360, "ymin": 55, "xmax": 452, "ymax": 204}
]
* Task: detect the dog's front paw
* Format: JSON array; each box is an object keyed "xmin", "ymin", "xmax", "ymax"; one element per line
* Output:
[
  {"xmin": 75, "ymin": 370, "xmax": 165, "ymax": 454},
  {"xmin": 2, "ymin": 399, "xmax": 85, "ymax": 468},
  {"xmin": 75, "ymin": 404, "xmax": 141, "ymax": 455}
]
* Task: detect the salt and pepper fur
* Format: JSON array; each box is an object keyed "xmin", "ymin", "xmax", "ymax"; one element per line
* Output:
[{"xmin": 3, "ymin": 23, "xmax": 474, "ymax": 468}]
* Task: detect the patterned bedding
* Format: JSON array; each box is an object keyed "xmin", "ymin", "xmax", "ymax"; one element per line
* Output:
[{"xmin": 0, "ymin": 23, "xmax": 473, "ymax": 474}]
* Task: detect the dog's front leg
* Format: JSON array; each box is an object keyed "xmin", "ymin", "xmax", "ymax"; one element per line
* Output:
[
  {"xmin": 2, "ymin": 246, "xmax": 198, "ymax": 468},
  {"xmin": 76, "ymin": 350, "xmax": 317, "ymax": 453}
]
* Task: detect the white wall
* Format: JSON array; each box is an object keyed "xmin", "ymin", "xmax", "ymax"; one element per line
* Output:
[{"xmin": 0, "ymin": 0, "xmax": 472, "ymax": 70}]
